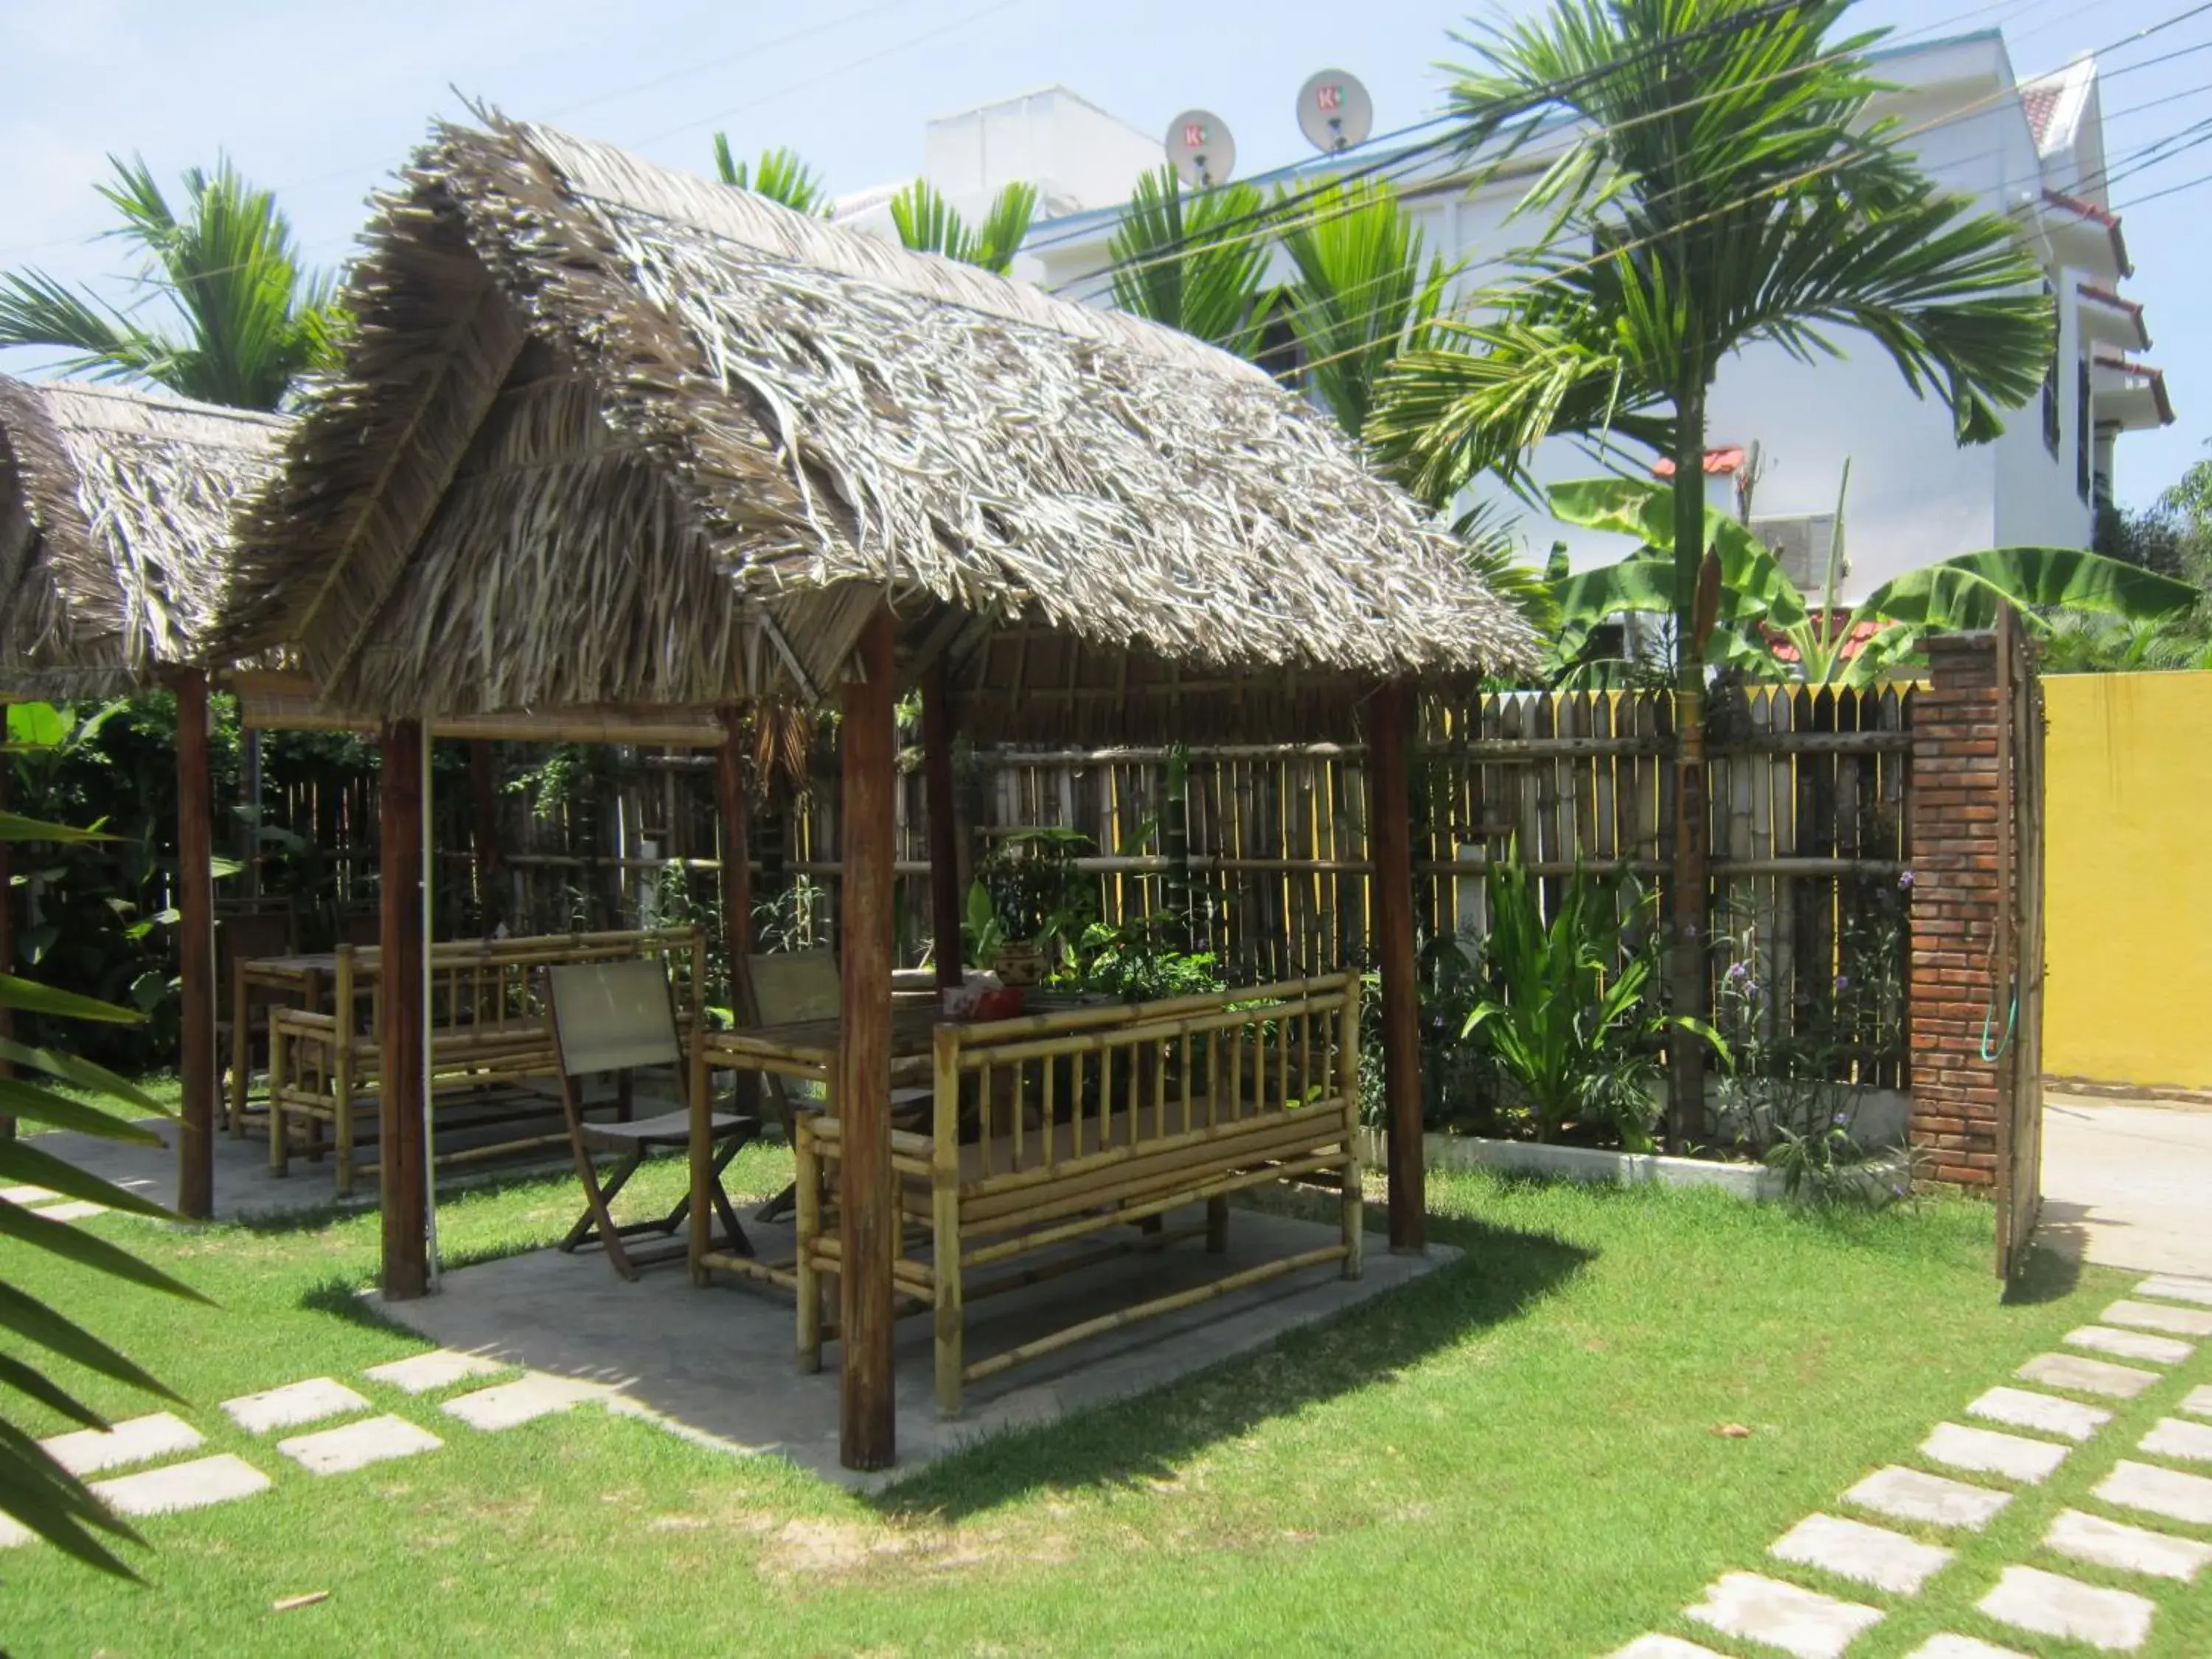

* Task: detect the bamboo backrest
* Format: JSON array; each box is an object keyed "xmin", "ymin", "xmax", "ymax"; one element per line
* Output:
[
  {"xmin": 927, "ymin": 973, "xmax": 1360, "ymax": 1183},
  {"xmin": 335, "ymin": 927, "xmax": 705, "ymax": 1042}
]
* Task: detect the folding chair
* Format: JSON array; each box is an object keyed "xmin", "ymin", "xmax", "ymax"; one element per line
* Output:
[
  {"xmin": 546, "ymin": 957, "xmax": 760, "ymax": 1281},
  {"xmin": 740, "ymin": 950, "xmax": 933, "ymax": 1222}
]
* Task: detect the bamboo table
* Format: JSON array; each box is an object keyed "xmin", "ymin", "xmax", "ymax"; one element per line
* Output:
[
  {"xmin": 686, "ymin": 1006, "xmax": 942, "ymax": 1291},
  {"xmin": 229, "ymin": 951, "xmax": 344, "ymax": 1136}
]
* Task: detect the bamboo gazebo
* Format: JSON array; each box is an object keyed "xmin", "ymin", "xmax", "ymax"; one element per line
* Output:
[
  {"xmin": 212, "ymin": 114, "xmax": 1538, "ymax": 1470},
  {"xmin": 0, "ymin": 375, "xmax": 291, "ymax": 1217}
]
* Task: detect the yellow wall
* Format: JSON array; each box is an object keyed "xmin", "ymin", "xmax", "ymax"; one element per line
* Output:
[{"xmin": 2043, "ymin": 671, "xmax": 2212, "ymax": 1090}]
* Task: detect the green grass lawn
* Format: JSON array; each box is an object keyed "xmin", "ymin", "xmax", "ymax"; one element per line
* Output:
[{"xmin": 2, "ymin": 1154, "xmax": 2204, "ymax": 1658}]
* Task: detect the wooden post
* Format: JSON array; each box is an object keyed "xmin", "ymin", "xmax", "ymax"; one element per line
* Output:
[
  {"xmin": 379, "ymin": 719, "xmax": 430, "ymax": 1300},
  {"xmin": 0, "ymin": 742, "xmax": 13, "ymax": 1139},
  {"xmin": 240, "ymin": 729, "xmax": 263, "ymax": 899},
  {"xmin": 1367, "ymin": 680, "xmax": 1424, "ymax": 1254},
  {"xmin": 175, "ymin": 669, "xmax": 217, "ymax": 1220},
  {"xmin": 838, "ymin": 605, "xmax": 898, "ymax": 1471},
  {"xmin": 715, "ymin": 707, "xmax": 754, "ymax": 966},
  {"xmin": 467, "ymin": 739, "xmax": 504, "ymax": 934},
  {"xmin": 921, "ymin": 663, "xmax": 964, "ymax": 990}
]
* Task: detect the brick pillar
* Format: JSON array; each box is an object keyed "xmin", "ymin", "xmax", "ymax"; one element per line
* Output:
[{"xmin": 1908, "ymin": 633, "xmax": 2005, "ymax": 1188}]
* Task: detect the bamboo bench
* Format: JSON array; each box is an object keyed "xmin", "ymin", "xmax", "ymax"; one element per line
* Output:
[
  {"xmin": 267, "ymin": 926, "xmax": 706, "ymax": 1196},
  {"xmin": 792, "ymin": 973, "xmax": 1364, "ymax": 1416}
]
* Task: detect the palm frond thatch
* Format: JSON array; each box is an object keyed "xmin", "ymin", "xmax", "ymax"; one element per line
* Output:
[
  {"xmin": 0, "ymin": 375, "xmax": 288, "ymax": 698},
  {"xmin": 215, "ymin": 116, "xmax": 1539, "ymax": 736}
]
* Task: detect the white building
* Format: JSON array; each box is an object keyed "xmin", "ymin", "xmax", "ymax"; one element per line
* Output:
[{"xmin": 858, "ymin": 32, "xmax": 2172, "ymax": 599}]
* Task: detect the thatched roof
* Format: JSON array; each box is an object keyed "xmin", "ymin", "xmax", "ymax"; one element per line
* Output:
[
  {"xmin": 217, "ymin": 116, "xmax": 1536, "ymax": 738},
  {"xmin": 1, "ymin": 375, "xmax": 288, "ymax": 699}
]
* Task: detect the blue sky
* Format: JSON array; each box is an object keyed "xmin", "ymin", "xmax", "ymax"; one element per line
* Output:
[{"xmin": 2, "ymin": 0, "xmax": 2205, "ymax": 505}]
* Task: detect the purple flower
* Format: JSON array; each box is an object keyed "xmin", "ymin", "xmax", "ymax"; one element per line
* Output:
[
  {"xmin": 1891, "ymin": 1183, "xmax": 1907, "ymax": 1198},
  {"xmin": 1898, "ymin": 870, "xmax": 1915, "ymax": 891},
  {"xmin": 1832, "ymin": 1112, "xmax": 1849, "ymax": 1127},
  {"xmin": 1834, "ymin": 974, "xmax": 1852, "ymax": 993}
]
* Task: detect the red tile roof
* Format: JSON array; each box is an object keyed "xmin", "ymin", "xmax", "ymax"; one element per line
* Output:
[
  {"xmin": 1652, "ymin": 446, "xmax": 1747, "ymax": 479},
  {"xmin": 2022, "ymin": 83, "xmax": 2062, "ymax": 147}
]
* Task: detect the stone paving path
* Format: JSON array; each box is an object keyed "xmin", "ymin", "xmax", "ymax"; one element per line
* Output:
[
  {"xmin": 0, "ymin": 1346, "xmax": 617, "ymax": 1553},
  {"xmin": 1612, "ymin": 1271, "xmax": 2212, "ymax": 1656}
]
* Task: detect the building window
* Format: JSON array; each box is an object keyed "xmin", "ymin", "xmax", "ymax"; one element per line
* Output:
[
  {"xmin": 1254, "ymin": 311, "xmax": 1305, "ymax": 389},
  {"xmin": 2076, "ymin": 355, "xmax": 2093, "ymax": 503}
]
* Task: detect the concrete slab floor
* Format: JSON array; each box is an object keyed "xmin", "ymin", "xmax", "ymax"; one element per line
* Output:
[
  {"xmin": 29, "ymin": 1084, "xmax": 630, "ymax": 1222},
  {"xmin": 2039, "ymin": 1096, "xmax": 2212, "ymax": 1278},
  {"xmin": 375, "ymin": 1208, "xmax": 1448, "ymax": 1489}
]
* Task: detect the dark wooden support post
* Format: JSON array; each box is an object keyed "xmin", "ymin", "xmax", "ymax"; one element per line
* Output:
[
  {"xmin": 0, "ymin": 745, "xmax": 14, "ymax": 1139},
  {"xmin": 380, "ymin": 719, "xmax": 430, "ymax": 1300},
  {"xmin": 467, "ymin": 739, "xmax": 504, "ymax": 933},
  {"xmin": 1367, "ymin": 680, "xmax": 1424, "ymax": 1254},
  {"xmin": 175, "ymin": 669, "xmax": 216, "ymax": 1220},
  {"xmin": 240, "ymin": 730, "xmax": 263, "ymax": 899},
  {"xmin": 921, "ymin": 663, "xmax": 964, "ymax": 990},
  {"xmin": 838, "ymin": 605, "xmax": 898, "ymax": 1470},
  {"xmin": 715, "ymin": 708, "xmax": 754, "ymax": 966}
]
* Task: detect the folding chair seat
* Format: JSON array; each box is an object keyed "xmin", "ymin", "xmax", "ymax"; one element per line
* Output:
[{"xmin": 546, "ymin": 958, "xmax": 759, "ymax": 1281}]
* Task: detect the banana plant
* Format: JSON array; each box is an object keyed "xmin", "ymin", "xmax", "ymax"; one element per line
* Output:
[
  {"xmin": 1545, "ymin": 471, "xmax": 2200, "ymax": 687},
  {"xmin": 0, "ymin": 807, "xmax": 209, "ymax": 1578}
]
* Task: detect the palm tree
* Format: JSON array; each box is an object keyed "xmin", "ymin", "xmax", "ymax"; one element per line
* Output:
[
  {"xmin": 1105, "ymin": 167, "xmax": 1273, "ymax": 358},
  {"xmin": 1547, "ymin": 472, "xmax": 2199, "ymax": 685},
  {"xmin": 887, "ymin": 179, "xmax": 1038, "ymax": 274},
  {"xmin": 1276, "ymin": 177, "xmax": 1553, "ymax": 625},
  {"xmin": 711, "ymin": 138, "xmax": 830, "ymax": 215},
  {"xmin": 0, "ymin": 156, "xmax": 338, "ymax": 411},
  {"xmin": 1368, "ymin": 0, "xmax": 2053, "ymax": 1138}
]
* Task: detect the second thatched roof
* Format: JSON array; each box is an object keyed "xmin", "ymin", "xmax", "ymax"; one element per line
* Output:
[
  {"xmin": 1, "ymin": 375, "xmax": 288, "ymax": 699},
  {"xmin": 217, "ymin": 116, "xmax": 1536, "ymax": 729}
]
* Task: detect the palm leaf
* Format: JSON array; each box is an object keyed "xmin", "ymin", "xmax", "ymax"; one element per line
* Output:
[
  {"xmin": 1106, "ymin": 167, "xmax": 1273, "ymax": 358},
  {"xmin": 1276, "ymin": 175, "xmax": 1457, "ymax": 450}
]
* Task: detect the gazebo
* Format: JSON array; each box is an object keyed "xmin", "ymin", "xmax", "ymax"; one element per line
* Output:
[
  {"xmin": 212, "ymin": 115, "xmax": 1537, "ymax": 1469},
  {"xmin": 0, "ymin": 375, "xmax": 291, "ymax": 1217}
]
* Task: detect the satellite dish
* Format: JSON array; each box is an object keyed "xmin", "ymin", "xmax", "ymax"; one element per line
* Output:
[
  {"xmin": 1165, "ymin": 109, "xmax": 1235, "ymax": 189},
  {"xmin": 1296, "ymin": 69, "xmax": 1373, "ymax": 153}
]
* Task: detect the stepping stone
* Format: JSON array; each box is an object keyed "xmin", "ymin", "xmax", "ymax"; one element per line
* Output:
[
  {"xmin": 2045, "ymin": 1508, "xmax": 2212, "ymax": 1582},
  {"xmin": 2095, "ymin": 1458, "xmax": 2212, "ymax": 1526},
  {"xmin": 1843, "ymin": 1466, "xmax": 2011, "ymax": 1530},
  {"xmin": 222, "ymin": 1377, "xmax": 369, "ymax": 1434},
  {"xmin": 2103, "ymin": 1298, "xmax": 2212, "ymax": 1338},
  {"xmin": 441, "ymin": 1372, "xmax": 605, "ymax": 1432},
  {"xmin": 2017, "ymin": 1352, "xmax": 2159, "ymax": 1399},
  {"xmin": 364, "ymin": 1349, "xmax": 504, "ymax": 1395},
  {"xmin": 1684, "ymin": 1571, "xmax": 1882, "ymax": 1659},
  {"xmin": 90, "ymin": 1454, "xmax": 270, "ymax": 1517},
  {"xmin": 40, "ymin": 1411, "xmax": 202, "ymax": 1477},
  {"xmin": 0, "ymin": 1185, "xmax": 55, "ymax": 1205},
  {"xmin": 2140, "ymin": 1416, "xmax": 2212, "ymax": 1464},
  {"xmin": 1770, "ymin": 1512, "xmax": 1952, "ymax": 1594},
  {"xmin": 1612, "ymin": 1638, "xmax": 1727, "ymax": 1658},
  {"xmin": 1902, "ymin": 1641, "xmax": 2030, "ymax": 1659},
  {"xmin": 1921, "ymin": 1422, "xmax": 2068, "ymax": 1484},
  {"xmin": 2065, "ymin": 1325, "xmax": 2193, "ymax": 1366},
  {"xmin": 0, "ymin": 1512, "xmax": 33, "ymax": 1549},
  {"xmin": 1966, "ymin": 1386, "xmax": 2110, "ymax": 1442},
  {"xmin": 31, "ymin": 1200, "xmax": 106, "ymax": 1222},
  {"xmin": 2135, "ymin": 1274, "xmax": 2212, "ymax": 1308},
  {"xmin": 277, "ymin": 1413, "xmax": 442, "ymax": 1475},
  {"xmin": 1978, "ymin": 1565, "xmax": 2154, "ymax": 1653},
  {"xmin": 2182, "ymin": 1385, "xmax": 2212, "ymax": 1420}
]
